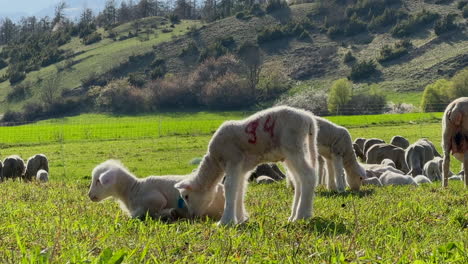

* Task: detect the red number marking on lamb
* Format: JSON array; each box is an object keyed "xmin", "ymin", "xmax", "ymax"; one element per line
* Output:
[
  {"xmin": 263, "ymin": 115, "xmax": 276, "ymax": 138},
  {"xmin": 245, "ymin": 120, "xmax": 259, "ymax": 144}
]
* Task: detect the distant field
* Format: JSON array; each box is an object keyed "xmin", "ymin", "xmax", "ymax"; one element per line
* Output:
[{"xmin": 0, "ymin": 112, "xmax": 466, "ymax": 263}]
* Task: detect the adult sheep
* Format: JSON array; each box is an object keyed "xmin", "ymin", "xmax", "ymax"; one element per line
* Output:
[
  {"xmin": 2, "ymin": 155, "xmax": 25, "ymax": 180},
  {"xmin": 405, "ymin": 139, "xmax": 441, "ymax": 176},
  {"xmin": 314, "ymin": 117, "xmax": 365, "ymax": 192},
  {"xmin": 390, "ymin": 135, "xmax": 410, "ymax": 149},
  {"xmin": 88, "ymin": 160, "xmax": 225, "ymax": 220},
  {"xmin": 24, "ymin": 154, "xmax": 49, "ymax": 181},
  {"xmin": 36, "ymin": 169, "xmax": 49, "ymax": 182},
  {"xmin": 366, "ymin": 143, "xmax": 409, "ymax": 173},
  {"xmin": 175, "ymin": 106, "xmax": 321, "ymax": 225},
  {"xmin": 441, "ymin": 97, "xmax": 468, "ymax": 187},
  {"xmin": 363, "ymin": 138, "xmax": 385, "ymax": 155}
]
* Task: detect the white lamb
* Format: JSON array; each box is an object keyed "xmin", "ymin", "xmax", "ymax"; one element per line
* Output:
[
  {"xmin": 36, "ymin": 169, "xmax": 49, "ymax": 182},
  {"xmin": 314, "ymin": 117, "xmax": 365, "ymax": 192},
  {"xmin": 175, "ymin": 106, "xmax": 322, "ymax": 225},
  {"xmin": 362, "ymin": 177, "xmax": 383, "ymax": 186},
  {"xmin": 380, "ymin": 171, "xmax": 418, "ymax": 186},
  {"xmin": 88, "ymin": 160, "xmax": 225, "ymax": 220},
  {"xmin": 414, "ymin": 175, "xmax": 432, "ymax": 184}
]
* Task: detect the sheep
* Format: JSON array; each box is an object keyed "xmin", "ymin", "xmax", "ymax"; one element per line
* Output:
[
  {"xmin": 380, "ymin": 171, "xmax": 418, "ymax": 186},
  {"xmin": 366, "ymin": 143, "xmax": 409, "ymax": 173},
  {"xmin": 24, "ymin": 154, "xmax": 49, "ymax": 182},
  {"xmin": 363, "ymin": 138, "xmax": 385, "ymax": 155},
  {"xmin": 88, "ymin": 160, "xmax": 225, "ymax": 221},
  {"xmin": 314, "ymin": 116, "xmax": 365, "ymax": 193},
  {"xmin": 353, "ymin": 143, "xmax": 366, "ymax": 161},
  {"xmin": 423, "ymin": 158, "xmax": 442, "ymax": 181},
  {"xmin": 448, "ymin": 175, "xmax": 463, "ymax": 181},
  {"xmin": 249, "ymin": 163, "xmax": 285, "ymax": 181},
  {"xmin": 414, "ymin": 175, "xmax": 432, "ymax": 184},
  {"xmin": 405, "ymin": 139, "xmax": 440, "ymax": 176},
  {"xmin": 2, "ymin": 155, "xmax": 25, "ymax": 180},
  {"xmin": 354, "ymin": 138, "xmax": 366, "ymax": 152},
  {"xmin": 441, "ymin": 97, "xmax": 468, "ymax": 187},
  {"xmin": 362, "ymin": 177, "xmax": 383, "ymax": 186},
  {"xmin": 174, "ymin": 106, "xmax": 322, "ymax": 225},
  {"xmin": 390, "ymin": 135, "xmax": 410, "ymax": 149},
  {"xmin": 256, "ymin": 175, "xmax": 276, "ymax": 184},
  {"xmin": 381, "ymin": 159, "xmax": 396, "ymax": 168},
  {"xmin": 36, "ymin": 169, "xmax": 49, "ymax": 182},
  {"xmin": 362, "ymin": 164, "xmax": 404, "ymax": 178}
]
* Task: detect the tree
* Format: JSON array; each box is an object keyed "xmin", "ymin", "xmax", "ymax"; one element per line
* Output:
[
  {"xmin": 238, "ymin": 42, "xmax": 262, "ymax": 93},
  {"xmin": 53, "ymin": 1, "xmax": 67, "ymax": 25},
  {"xmin": 103, "ymin": 0, "xmax": 117, "ymax": 27},
  {"xmin": 0, "ymin": 18, "xmax": 17, "ymax": 44},
  {"xmin": 328, "ymin": 78, "xmax": 353, "ymax": 114},
  {"xmin": 41, "ymin": 74, "xmax": 62, "ymax": 106},
  {"xmin": 118, "ymin": 1, "xmax": 133, "ymax": 23},
  {"xmin": 420, "ymin": 79, "xmax": 452, "ymax": 112}
]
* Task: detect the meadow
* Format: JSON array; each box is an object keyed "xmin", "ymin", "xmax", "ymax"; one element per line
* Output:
[{"xmin": 0, "ymin": 112, "xmax": 467, "ymax": 263}]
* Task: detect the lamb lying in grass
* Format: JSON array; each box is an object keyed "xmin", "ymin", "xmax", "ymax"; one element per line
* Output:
[
  {"xmin": 362, "ymin": 177, "xmax": 383, "ymax": 186},
  {"xmin": 88, "ymin": 160, "xmax": 225, "ymax": 221},
  {"xmin": 380, "ymin": 171, "xmax": 418, "ymax": 186},
  {"xmin": 414, "ymin": 175, "xmax": 432, "ymax": 184}
]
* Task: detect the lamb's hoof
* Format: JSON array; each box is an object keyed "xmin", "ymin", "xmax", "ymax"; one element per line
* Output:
[{"xmin": 217, "ymin": 218, "xmax": 236, "ymax": 226}]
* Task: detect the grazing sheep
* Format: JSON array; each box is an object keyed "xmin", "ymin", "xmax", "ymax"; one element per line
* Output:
[
  {"xmin": 24, "ymin": 154, "xmax": 49, "ymax": 181},
  {"xmin": 2, "ymin": 155, "xmax": 26, "ymax": 180},
  {"xmin": 353, "ymin": 143, "xmax": 366, "ymax": 161},
  {"xmin": 363, "ymin": 138, "xmax": 385, "ymax": 155},
  {"xmin": 175, "ymin": 106, "xmax": 321, "ymax": 225},
  {"xmin": 414, "ymin": 175, "xmax": 432, "ymax": 184},
  {"xmin": 362, "ymin": 177, "xmax": 383, "ymax": 186},
  {"xmin": 36, "ymin": 169, "xmax": 49, "ymax": 182},
  {"xmin": 354, "ymin": 138, "xmax": 366, "ymax": 152},
  {"xmin": 88, "ymin": 160, "xmax": 225, "ymax": 220},
  {"xmin": 381, "ymin": 159, "xmax": 396, "ymax": 168},
  {"xmin": 423, "ymin": 158, "xmax": 442, "ymax": 181},
  {"xmin": 380, "ymin": 171, "xmax": 418, "ymax": 186},
  {"xmin": 249, "ymin": 163, "xmax": 285, "ymax": 181},
  {"xmin": 390, "ymin": 135, "xmax": 410, "ymax": 149},
  {"xmin": 256, "ymin": 175, "xmax": 276, "ymax": 184},
  {"xmin": 314, "ymin": 117, "xmax": 365, "ymax": 193},
  {"xmin": 405, "ymin": 139, "xmax": 440, "ymax": 176},
  {"xmin": 366, "ymin": 143, "xmax": 409, "ymax": 173},
  {"xmin": 441, "ymin": 97, "xmax": 468, "ymax": 187}
]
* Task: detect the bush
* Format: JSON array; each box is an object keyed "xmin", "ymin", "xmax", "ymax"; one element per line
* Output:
[
  {"xmin": 47, "ymin": 98, "xmax": 83, "ymax": 117},
  {"xmin": 198, "ymin": 42, "xmax": 228, "ymax": 62},
  {"xmin": 250, "ymin": 4, "xmax": 265, "ymax": 17},
  {"xmin": 258, "ymin": 26, "xmax": 288, "ymax": 43},
  {"xmin": 151, "ymin": 66, "xmax": 166, "ymax": 79},
  {"xmin": 235, "ymin": 12, "xmax": 246, "ymax": 19},
  {"xmin": 168, "ymin": 14, "xmax": 180, "ymax": 24},
  {"xmin": 434, "ymin": 14, "xmax": 458, "ymax": 36},
  {"xmin": 1, "ymin": 110, "xmax": 23, "ymax": 123},
  {"xmin": 421, "ymin": 79, "xmax": 452, "ymax": 112},
  {"xmin": 7, "ymin": 82, "xmax": 31, "ymax": 102},
  {"xmin": 145, "ymin": 75, "xmax": 197, "ymax": 110},
  {"xmin": 95, "ymin": 79, "xmax": 148, "ymax": 113},
  {"xmin": 8, "ymin": 70, "xmax": 26, "ymax": 85},
  {"xmin": 368, "ymin": 8, "xmax": 401, "ymax": 31},
  {"xmin": 341, "ymin": 85, "xmax": 387, "ymax": 115},
  {"xmin": 349, "ymin": 59, "xmax": 378, "ymax": 81},
  {"xmin": 343, "ymin": 51, "xmax": 356, "ymax": 63},
  {"xmin": 391, "ymin": 10, "xmax": 439, "ymax": 37},
  {"xmin": 378, "ymin": 40, "xmax": 412, "ymax": 63},
  {"xmin": 327, "ymin": 26, "xmax": 343, "ymax": 39},
  {"xmin": 257, "ymin": 63, "xmax": 291, "ymax": 101},
  {"xmin": 266, "ymin": 0, "xmax": 289, "ymax": 13},
  {"xmin": 200, "ymin": 73, "xmax": 253, "ymax": 109},
  {"xmin": 22, "ymin": 102, "xmax": 44, "ymax": 121},
  {"xmin": 180, "ymin": 41, "xmax": 199, "ymax": 57},
  {"xmin": 81, "ymin": 72, "xmax": 107, "ymax": 89},
  {"xmin": 328, "ymin": 78, "xmax": 353, "ymax": 114},
  {"xmin": 128, "ymin": 72, "xmax": 146, "ymax": 87},
  {"xmin": 161, "ymin": 28, "xmax": 173, "ymax": 33},
  {"xmin": 344, "ymin": 15, "xmax": 367, "ymax": 36},
  {"xmin": 276, "ymin": 90, "xmax": 329, "ymax": 115},
  {"xmin": 82, "ymin": 32, "xmax": 102, "ymax": 45}
]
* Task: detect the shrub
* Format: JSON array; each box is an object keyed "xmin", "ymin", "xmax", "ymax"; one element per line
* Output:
[
  {"xmin": 349, "ymin": 59, "xmax": 378, "ymax": 81},
  {"xmin": 266, "ymin": 0, "xmax": 289, "ymax": 13},
  {"xmin": 145, "ymin": 75, "xmax": 197, "ymax": 109},
  {"xmin": 343, "ymin": 51, "xmax": 356, "ymax": 63},
  {"xmin": 250, "ymin": 4, "xmax": 265, "ymax": 17},
  {"xmin": 47, "ymin": 97, "xmax": 83, "ymax": 117},
  {"xmin": 82, "ymin": 32, "xmax": 102, "ymax": 45},
  {"xmin": 327, "ymin": 26, "xmax": 343, "ymax": 39},
  {"xmin": 258, "ymin": 26, "xmax": 288, "ymax": 43},
  {"xmin": 81, "ymin": 72, "xmax": 107, "ymax": 89},
  {"xmin": 7, "ymin": 82, "xmax": 31, "ymax": 102},
  {"xmin": 168, "ymin": 14, "xmax": 180, "ymax": 24},
  {"xmin": 22, "ymin": 102, "xmax": 44, "ymax": 121},
  {"xmin": 391, "ymin": 10, "xmax": 439, "ymax": 37},
  {"xmin": 434, "ymin": 14, "xmax": 458, "ymax": 36},
  {"xmin": 341, "ymin": 85, "xmax": 387, "ymax": 115},
  {"xmin": 344, "ymin": 15, "xmax": 367, "ymax": 36},
  {"xmin": 128, "ymin": 72, "xmax": 146, "ymax": 87},
  {"xmin": 235, "ymin": 12, "xmax": 245, "ymax": 19},
  {"xmin": 162, "ymin": 28, "xmax": 173, "ymax": 33},
  {"xmin": 257, "ymin": 63, "xmax": 291, "ymax": 101},
  {"xmin": 368, "ymin": 8, "xmax": 400, "ymax": 31},
  {"xmin": 198, "ymin": 42, "xmax": 228, "ymax": 62},
  {"xmin": 378, "ymin": 40, "xmax": 412, "ymax": 63},
  {"xmin": 8, "ymin": 70, "xmax": 26, "ymax": 85},
  {"xmin": 95, "ymin": 79, "xmax": 148, "ymax": 113},
  {"xmin": 1, "ymin": 110, "xmax": 23, "ymax": 123},
  {"xmin": 180, "ymin": 41, "xmax": 199, "ymax": 57},
  {"xmin": 276, "ymin": 89, "xmax": 329, "ymax": 115},
  {"xmin": 328, "ymin": 78, "xmax": 353, "ymax": 114},
  {"xmin": 151, "ymin": 66, "xmax": 166, "ymax": 79},
  {"xmin": 200, "ymin": 73, "xmax": 253, "ymax": 110},
  {"xmin": 421, "ymin": 79, "xmax": 452, "ymax": 112}
]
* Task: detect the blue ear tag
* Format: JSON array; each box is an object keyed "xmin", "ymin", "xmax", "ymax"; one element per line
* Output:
[{"xmin": 178, "ymin": 196, "xmax": 186, "ymax": 209}]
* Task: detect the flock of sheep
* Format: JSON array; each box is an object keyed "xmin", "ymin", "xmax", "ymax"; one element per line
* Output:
[
  {"xmin": 87, "ymin": 98, "xmax": 468, "ymax": 226},
  {"xmin": 0, "ymin": 154, "xmax": 49, "ymax": 183}
]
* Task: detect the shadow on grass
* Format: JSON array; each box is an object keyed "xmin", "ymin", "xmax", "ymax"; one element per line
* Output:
[{"xmin": 283, "ymin": 217, "xmax": 349, "ymax": 236}]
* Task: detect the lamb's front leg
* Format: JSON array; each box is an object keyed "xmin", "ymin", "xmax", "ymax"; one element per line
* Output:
[
  {"xmin": 219, "ymin": 163, "xmax": 243, "ymax": 226},
  {"xmin": 235, "ymin": 172, "xmax": 250, "ymax": 224},
  {"xmin": 325, "ymin": 159, "xmax": 337, "ymax": 191},
  {"xmin": 332, "ymin": 154, "xmax": 345, "ymax": 193}
]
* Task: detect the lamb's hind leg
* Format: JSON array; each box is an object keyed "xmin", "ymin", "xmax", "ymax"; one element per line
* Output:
[
  {"xmin": 219, "ymin": 163, "xmax": 243, "ymax": 225},
  {"xmin": 332, "ymin": 154, "xmax": 346, "ymax": 193},
  {"xmin": 287, "ymin": 155, "xmax": 317, "ymax": 221},
  {"xmin": 283, "ymin": 162, "xmax": 301, "ymax": 222}
]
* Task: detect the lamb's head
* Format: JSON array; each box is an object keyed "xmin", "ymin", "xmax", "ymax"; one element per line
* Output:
[
  {"xmin": 346, "ymin": 164, "xmax": 365, "ymax": 191},
  {"xmin": 88, "ymin": 160, "xmax": 122, "ymax": 202},
  {"xmin": 175, "ymin": 179, "xmax": 218, "ymax": 217}
]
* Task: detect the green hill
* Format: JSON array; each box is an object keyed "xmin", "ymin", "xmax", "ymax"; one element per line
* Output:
[{"xmin": 0, "ymin": 1, "xmax": 467, "ymax": 114}]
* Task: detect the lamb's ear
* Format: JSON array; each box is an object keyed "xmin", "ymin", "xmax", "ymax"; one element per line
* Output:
[
  {"xmin": 99, "ymin": 169, "xmax": 116, "ymax": 186},
  {"xmin": 174, "ymin": 181, "xmax": 193, "ymax": 191}
]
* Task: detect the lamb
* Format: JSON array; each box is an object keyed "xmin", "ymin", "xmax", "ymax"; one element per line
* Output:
[
  {"xmin": 441, "ymin": 97, "xmax": 468, "ymax": 187},
  {"xmin": 36, "ymin": 169, "xmax": 49, "ymax": 182},
  {"xmin": 362, "ymin": 163, "xmax": 404, "ymax": 178},
  {"xmin": 353, "ymin": 143, "xmax": 366, "ymax": 161},
  {"xmin": 249, "ymin": 163, "xmax": 285, "ymax": 181},
  {"xmin": 405, "ymin": 139, "xmax": 440, "ymax": 176},
  {"xmin": 256, "ymin": 176, "xmax": 276, "ymax": 184},
  {"xmin": 423, "ymin": 158, "xmax": 442, "ymax": 181},
  {"xmin": 414, "ymin": 175, "xmax": 432, "ymax": 184},
  {"xmin": 381, "ymin": 159, "xmax": 396, "ymax": 168},
  {"xmin": 380, "ymin": 171, "xmax": 418, "ymax": 186},
  {"xmin": 363, "ymin": 138, "xmax": 385, "ymax": 155},
  {"xmin": 88, "ymin": 160, "xmax": 225, "ymax": 221},
  {"xmin": 314, "ymin": 116, "xmax": 365, "ymax": 193},
  {"xmin": 366, "ymin": 143, "xmax": 409, "ymax": 173},
  {"xmin": 174, "ymin": 106, "xmax": 323, "ymax": 225},
  {"xmin": 24, "ymin": 154, "xmax": 49, "ymax": 181},
  {"xmin": 354, "ymin": 138, "xmax": 366, "ymax": 152},
  {"xmin": 390, "ymin": 135, "xmax": 410, "ymax": 149},
  {"xmin": 2, "ymin": 155, "xmax": 26, "ymax": 180},
  {"xmin": 362, "ymin": 177, "xmax": 383, "ymax": 186}
]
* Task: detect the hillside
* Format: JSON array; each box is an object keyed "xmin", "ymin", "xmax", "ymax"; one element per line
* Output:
[{"xmin": 0, "ymin": 0, "xmax": 467, "ymax": 114}]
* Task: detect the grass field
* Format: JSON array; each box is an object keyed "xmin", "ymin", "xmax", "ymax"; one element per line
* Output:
[{"xmin": 0, "ymin": 112, "xmax": 467, "ymax": 263}]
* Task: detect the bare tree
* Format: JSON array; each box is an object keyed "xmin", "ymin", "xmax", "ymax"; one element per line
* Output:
[
  {"xmin": 41, "ymin": 74, "xmax": 62, "ymax": 106},
  {"xmin": 238, "ymin": 42, "xmax": 263, "ymax": 93}
]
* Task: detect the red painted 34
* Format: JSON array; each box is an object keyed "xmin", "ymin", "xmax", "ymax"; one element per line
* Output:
[{"xmin": 245, "ymin": 115, "xmax": 276, "ymax": 144}]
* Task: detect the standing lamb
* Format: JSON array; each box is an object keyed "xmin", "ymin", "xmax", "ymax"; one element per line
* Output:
[
  {"xmin": 390, "ymin": 135, "xmax": 410, "ymax": 149},
  {"xmin": 2, "ymin": 155, "xmax": 26, "ymax": 180},
  {"xmin": 363, "ymin": 138, "xmax": 385, "ymax": 155},
  {"xmin": 441, "ymin": 97, "xmax": 468, "ymax": 187},
  {"xmin": 88, "ymin": 160, "xmax": 225, "ymax": 220},
  {"xmin": 314, "ymin": 117, "xmax": 365, "ymax": 193},
  {"xmin": 366, "ymin": 143, "xmax": 409, "ymax": 173},
  {"xmin": 175, "ymin": 106, "xmax": 323, "ymax": 226},
  {"xmin": 36, "ymin": 169, "xmax": 49, "ymax": 182},
  {"xmin": 405, "ymin": 139, "xmax": 441, "ymax": 176},
  {"xmin": 380, "ymin": 171, "xmax": 418, "ymax": 186},
  {"xmin": 24, "ymin": 154, "xmax": 49, "ymax": 181}
]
